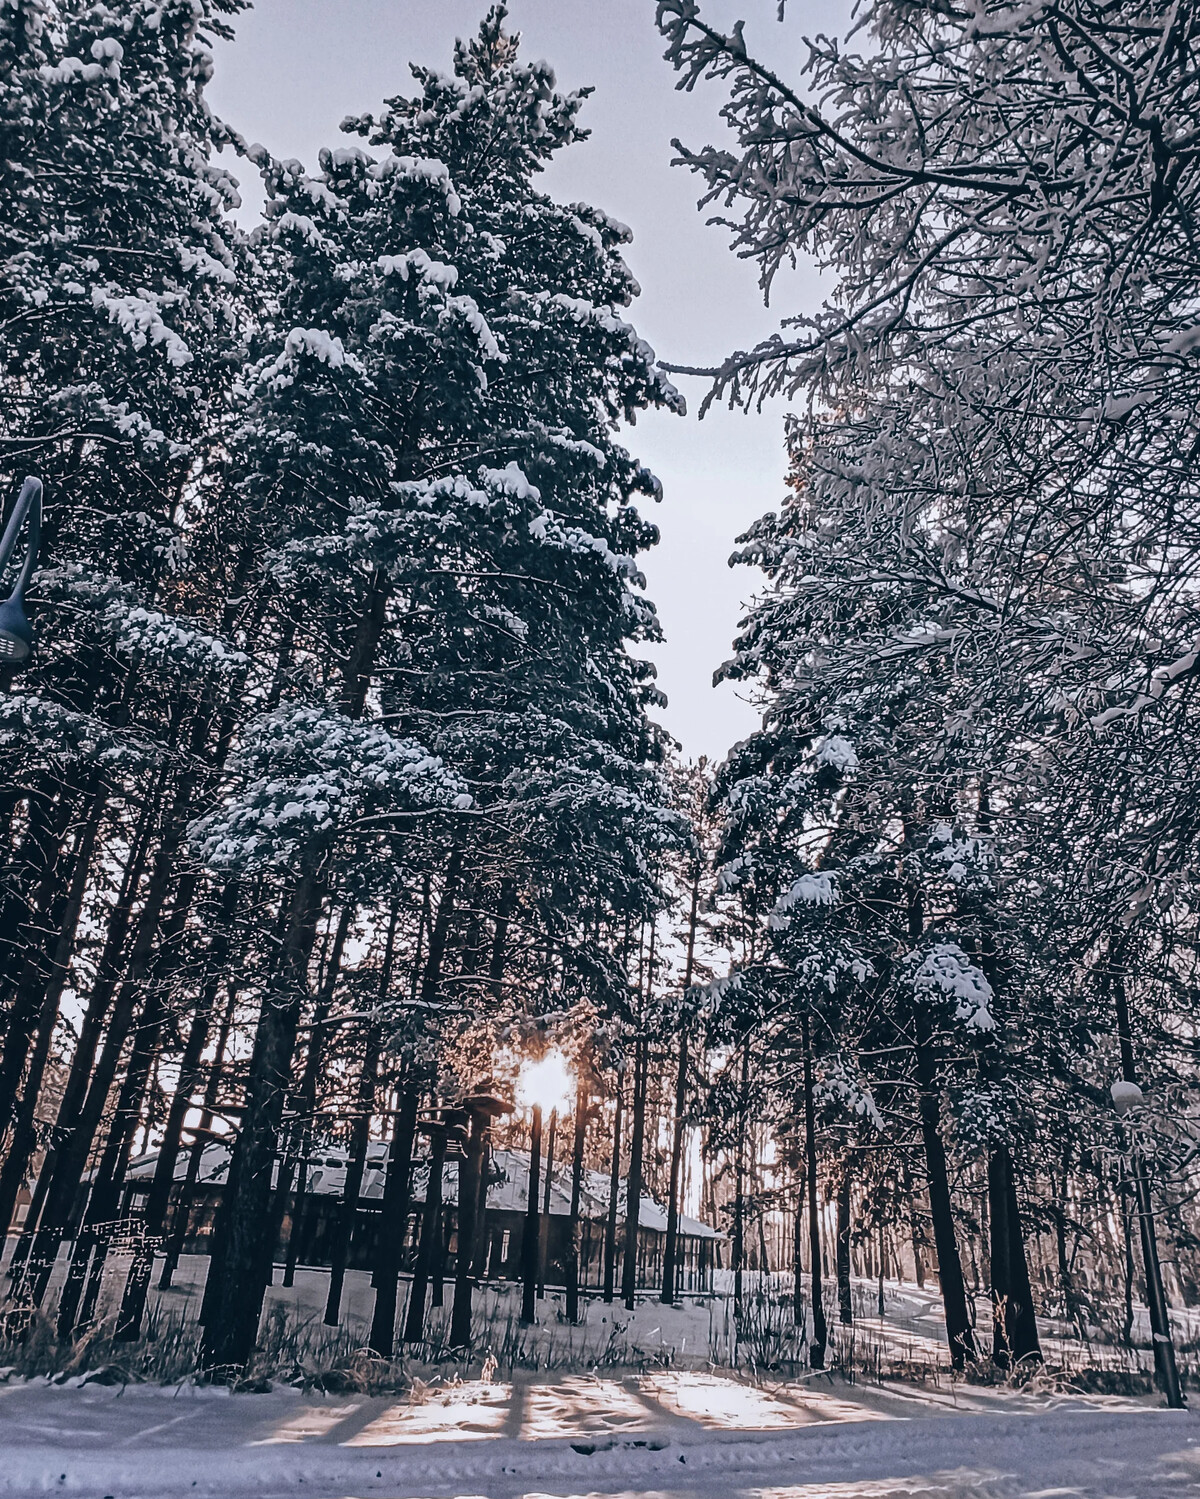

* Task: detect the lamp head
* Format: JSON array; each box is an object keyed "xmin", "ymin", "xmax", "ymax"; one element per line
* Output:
[{"xmin": 0, "ymin": 593, "xmax": 32, "ymax": 668}]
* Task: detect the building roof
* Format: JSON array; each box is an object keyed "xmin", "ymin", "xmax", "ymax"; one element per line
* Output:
[{"xmin": 122, "ymin": 1140, "xmax": 721, "ymax": 1241}]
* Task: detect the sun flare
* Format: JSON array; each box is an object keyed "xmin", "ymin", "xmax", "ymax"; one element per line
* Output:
[{"xmin": 515, "ymin": 1049, "xmax": 574, "ymax": 1114}]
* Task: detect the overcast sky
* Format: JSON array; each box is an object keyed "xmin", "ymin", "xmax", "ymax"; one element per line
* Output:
[{"xmin": 207, "ymin": 1, "xmax": 848, "ymax": 761}]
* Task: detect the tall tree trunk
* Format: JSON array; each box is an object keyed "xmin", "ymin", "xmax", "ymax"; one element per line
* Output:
[
  {"xmin": 159, "ymin": 966, "xmax": 243, "ymax": 1290},
  {"xmin": 404, "ymin": 1123, "xmax": 447, "ymax": 1344},
  {"xmin": 281, "ymin": 902, "xmax": 354, "ymax": 1288},
  {"xmin": 662, "ymin": 866, "xmax": 700, "ymax": 1305},
  {"xmin": 565, "ymin": 1080, "xmax": 588, "ymax": 1324},
  {"xmin": 913, "ymin": 1008, "xmax": 977, "ymax": 1369},
  {"xmin": 22, "ymin": 791, "xmax": 185, "ymax": 1311},
  {"xmin": 449, "ymin": 1104, "xmax": 487, "ymax": 1348},
  {"xmin": 801, "ymin": 1004, "xmax": 828, "ymax": 1367},
  {"xmin": 836, "ymin": 1166, "xmax": 853, "ymax": 1325},
  {"xmin": 116, "ymin": 883, "xmax": 242, "ymax": 1338},
  {"xmin": 200, "ymin": 870, "xmax": 320, "ymax": 1370},
  {"xmin": 0, "ymin": 792, "xmax": 77, "ymax": 1129},
  {"xmin": 57, "ymin": 973, "xmax": 169, "ymax": 1339},
  {"xmin": 603, "ymin": 1078, "xmax": 623, "ymax": 1303},
  {"xmin": 5, "ymin": 772, "xmax": 163, "ymax": 1296},
  {"xmin": 0, "ymin": 791, "xmax": 106, "ymax": 1243},
  {"xmin": 621, "ymin": 1035, "xmax": 648, "ymax": 1310},
  {"xmin": 792, "ymin": 1170, "xmax": 805, "ymax": 1326},
  {"xmin": 1108, "ymin": 949, "xmax": 1183, "ymax": 1406},
  {"xmin": 323, "ymin": 1024, "xmax": 381, "ymax": 1326},
  {"xmin": 987, "ymin": 1143, "xmax": 1041, "ymax": 1365},
  {"xmin": 733, "ymin": 1038, "xmax": 748, "ymax": 1322},
  {"xmin": 368, "ymin": 1088, "xmax": 418, "ymax": 1358},
  {"xmin": 538, "ymin": 1107, "xmax": 557, "ymax": 1299}
]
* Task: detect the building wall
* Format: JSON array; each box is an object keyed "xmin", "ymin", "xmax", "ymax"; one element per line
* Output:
[{"xmin": 149, "ymin": 1184, "xmax": 715, "ymax": 1293}]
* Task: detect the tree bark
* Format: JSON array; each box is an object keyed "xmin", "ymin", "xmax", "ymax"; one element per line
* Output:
[
  {"xmin": 368, "ymin": 1088, "xmax": 418, "ymax": 1358},
  {"xmin": 987, "ymin": 1143, "xmax": 1041, "ymax": 1365},
  {"xmin": 603, "ymin": 1078, "xmax": 623, "ymax": 1303},
  {"xmin": 621, "ymin": 1035, "xmax": 647, "ymax": 1310},
  {"xmin": 22, "ymin": 790, "xmax": 184, "ymax": 1311},
  {"xmin": 0, "ymin": 791, "xmax": 77, "ymax": 1132},
  {"xmin": 5, "ymin": 776, "xmax": 163, "ymax": 1296},
  {"xmin": 449, "ymin": 1107, "xmax": 486, "ymax": 1348},
  {"xmin": 0, "ymin": 790, "xmax": 106, "ymax": 1243},
  {"xmin": 913, "ymin": 1008, "xmax": 977, "ymax": 1369},
  {"xmin": 159, "ymin": 963, "xmax": 243, "ymax": 1290},
  {"xmin": 565, "ymin": 1081, "xmax": 588, "ymax": 1323},
  {"xmin": 323, "ymin": 1024, "xmax": 381, "ymax": 1325},
  {"xmin": 57, "ymin": 970, "xmax": 169, "ymax": 1339},
  {"xmin": 801, "ymin": 1003, "xmax": 828, "ymax": 1367},
  {"xmin": 281, "ymin": 902, "xmax": 354, "ymax": 1287},
  {"xmin": 116, "ymin": 883, "xmax": 242, "ymax": 1338},
  {"xmin": 404, "ymin": 1124, "xmax": 447, "ymax": 1344},
  {"xmin": 662, "ymin": 866, "xmax": 700, "ymax": 1305},
  {"xmin": 200, "ymin": 871, "xmax": 320, "ymax": 1371},
  {"xmin": 792, "ymin": 1171, "xmax": 806, "ymax": 1326},
  {"xmin": 836, "ymin": 1166, "xmax": 853, "ymax": 1325}
]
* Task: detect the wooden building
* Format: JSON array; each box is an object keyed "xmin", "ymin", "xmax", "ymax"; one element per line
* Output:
[{"xmin": 121, "ymin": 1141, "xmax": 721, "ymax": 1295}]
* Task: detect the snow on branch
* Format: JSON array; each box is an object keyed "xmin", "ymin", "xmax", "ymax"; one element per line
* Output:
[{"xmin": 911, "ymin": 943, "xmax": 996, "ymax": 1032}]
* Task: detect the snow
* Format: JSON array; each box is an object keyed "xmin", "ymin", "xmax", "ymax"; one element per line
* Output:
[
  {"xmin": 373, "ymin": 154, "xmax": 462, "ymax": 216},
  {"xmin": 6, "ymin": 1223, "xmax": 1198, "ymax": 1497},
  {"xmin": 377, "ymin": 248, "xmax": 459, "ymax": 291},
  {"xmin": 815, "ymin": 1058, "xmax": 884, "ymax": 1130},
  {"xmin": 0, "ymin": 1382, "xmax": 1193, "ymax": 1497},
  {"xmin": 814, "ymin": 734, "xmax": 858, "ymax": 773},
  {"xmin": 912, "ymin": 943, "xmax": 996, "ymax": 1032},
  {"xmin": 90, "ymin": 288, "xmax": 192, "ymax": 368},
  {"xmin": 1111, "ymin": 1079, "xmax": 1146, "ymax": 1115},
  {"xmin": 256, "ymin": 328, "xmax": 366, "ymax": 392},
  {"xmin": 769, "ymin": 872, "xmax": 839, "ymax": 928}
]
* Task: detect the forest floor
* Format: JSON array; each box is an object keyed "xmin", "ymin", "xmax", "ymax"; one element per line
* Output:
[
  {"xmin": 5, "ymin": 1243, "xmax": 1200, "ymax": 1385},
  {"xmin": 0, "ymin": 1371, "xmax": 1196, "ymax": 1497},
  {"xmin": 4, "ymin": 1249, "xmax": 1200, "ymax": 1495}
]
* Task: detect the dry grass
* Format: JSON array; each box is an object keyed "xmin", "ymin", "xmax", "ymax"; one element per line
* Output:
[{"xmin": 2, "ymin": 1265, "xmax": 1194, "ymax": 1398}]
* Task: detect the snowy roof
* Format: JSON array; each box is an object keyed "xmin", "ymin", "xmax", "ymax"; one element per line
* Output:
[{"xmin": 122, "ymin": 1141, "xmax": 720, "ymax": 1240}]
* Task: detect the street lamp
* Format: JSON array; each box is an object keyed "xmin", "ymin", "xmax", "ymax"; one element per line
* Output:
[
  {"xmin": 1111, "ymin": 1078, "xmax": 1185, "ymax": 1408},
  {"xmin": 0, "ymin": 477, "xmax": 42, "ymax": 669},
  {"xmin": 516, "ymin": 1051, "xmax": 573, "ymax": 1325}
]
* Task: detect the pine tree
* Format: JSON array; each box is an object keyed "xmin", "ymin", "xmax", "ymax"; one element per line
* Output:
[{"xmin": 195, "ymin": 6, "xmax": 687, "ymax": 1369}]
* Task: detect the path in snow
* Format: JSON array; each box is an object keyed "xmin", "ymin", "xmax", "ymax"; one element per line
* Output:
[{"xmin": 0, "ymin": 1371, "xmax": 1196, "ymax": 1497}]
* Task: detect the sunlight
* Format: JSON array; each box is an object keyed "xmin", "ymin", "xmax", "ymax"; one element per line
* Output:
[
  {"xmin": 342, "ymin": 1383, "xmax": 510, "ymax": 1445},
  {"xmin": 516, "ymin": 1048, "xmax": 574, "ymax": 1114}
]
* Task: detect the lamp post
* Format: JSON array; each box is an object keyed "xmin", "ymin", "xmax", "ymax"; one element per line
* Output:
[
  {"xmin": 0, "ymin": 476, "xmax": 42, "ymax": 672},
  {"xmin": 449, "ymin": 1090, "xmax": 511, "ymax": 1349},
  {"xmin": 1111, "ymin": 1080, "xmax": 1184, "ymax": 1408}
]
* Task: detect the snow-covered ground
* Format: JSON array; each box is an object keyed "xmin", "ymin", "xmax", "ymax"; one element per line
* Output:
[
  {"xmin": 11, "ymin": 1242, "xmax": 1192, "ymax": 1382},
  {"xmin": 5, "ymin": 1248, "xmax": 1200, "ymax": 1496},
  {"xmin": 0, "ymin": 1374, "xmax": 1195, "ymax": 1497}
]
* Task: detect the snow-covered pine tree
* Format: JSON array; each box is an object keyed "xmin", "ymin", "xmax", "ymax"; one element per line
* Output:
[
  {"xmin": 0, "ymin": 0, "xmax": 257, "ymax": 1296},
  {"xmin": 196, "ymin": 6, "xmax": 687, "ymax": 1369},
  {"xmin": 658, "ymin": 0, "xmax": 1200, "ymax": 1380}
]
